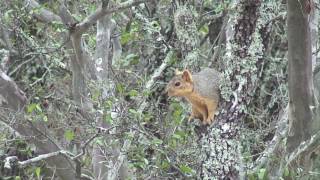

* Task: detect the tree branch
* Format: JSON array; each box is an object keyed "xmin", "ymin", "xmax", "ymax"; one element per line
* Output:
[
  {"xmin": 73, "ymin": 126, "xmax": 118, "ymax": 160},
  {"xmin": 25, "ymin": 0, "xmax": 62, "ymax": 23},
  {"xmin": 4, "ymin": 150, "xmax": 94, "ymax": 180},
  {"xmin": 286, "ymin": 130, "xmax": 320, "ymax": 166},
  {"xmin": 76, "ymin": 0, "xmax": 149, "ymax": 34}
]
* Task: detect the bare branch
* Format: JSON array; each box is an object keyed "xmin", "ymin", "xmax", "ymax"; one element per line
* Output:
[
  {"xmin": 73, "ymin": 126, "xmax": 118, "ymax": 160},
  {"xmin": 0, "ymin": 70, "xmax": 27, "ymax": 110},
  {"xmin": 0, "ymin": 49, "xmax": 10, "ymax": 72},
  {"xmin": 286, "ymin": 131, "xmax": 320, "ymax": 166},
  {"xmin": 200, "ymin": 12, "xmax": 224, "ymax": 24},
  {"xmin": 0, "ymin": 22, "xmax": 17, "ymax": 54},
  {"xmin": 76, "ymin": 0, "xmax": 149, "ymax": 34},
  {"xmin": 4, "ymin": 150, "xmax": 71, "ymax": 169},
  {"xmin": 25, "ymin": 0, "xmax": 62, "ymax": 23},
  {"xmin": 58, "ymin": 0, "xmax": 77, "ymax": 26},
  {"xmin": 20, "ymin": 151, "xmax": 61, "ymax": 167},
  {"xmin": 4, "ymin": 150, "xmax": 94, "ymax": 180}
]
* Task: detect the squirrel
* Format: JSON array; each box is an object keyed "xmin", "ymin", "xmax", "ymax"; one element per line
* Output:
[{"xmin": 166, "ymin": 68, "xmax": 221, "ymax": 125}]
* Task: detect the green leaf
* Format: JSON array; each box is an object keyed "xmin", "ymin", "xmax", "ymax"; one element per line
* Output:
[
  {"xmin": 283, "ymin": 167, "xmax": 290, "ymax": 177},
  {"xmin": 35, "ymin": 104, "xmax": 42, "ymax": 112},
  {"xmin": 124, "ymin": 54, "xmax": 139, "ymax": 66},
  {"xmin": 161, "ymin": 160, "xmax": 170, "ymax": 170},
  {"xmin": 199, "ymin": 25, "xmax": 209, "ymax": 34},
  {"xmin": 71, "ymin": 14, "xmax": 82, "ymax": 22},
  {"xmin": 128, "ymin": 90, "xmax": 138, "ymax": 97},
  {"xmin": 144, "ymin": 158, "xmax": 149, "ymax": 165},
  {"xmin": 125, "ymin": 131, "xmax": 135, "ymax": 139},
  {"xmin": 43, "ymin": 115, "xmax": 48, "ymax": 122},
  {"xmin": 104, "ymin": 114, "xmax": 113, "ymax": 124},
  {"xmin": 134, "ymin": 161, "xmax": 146, "ymax": 169},
  {"xmin": 4, "ymin": 10, "xmax": 14, "ymax": 23},
  {"xmin": 247, "ymin": 173, "xmax": 256, "ymax": 180},
  {"xmin": 120, "ymin": 32, "xmax": 132, "ymax": 45},
  {"xmin": 258, "ymin": 168, "xmax": 266, "ymax": 180},
  {"xmin": 105, "ymin": 100, "xmax": 113, "ymax": 109},
  {"xmin": 95, "ymin": 137, "xmax": 104, "ymax": 146},
  {"xmin": 35, "ymin": 167, "xmax": 41, "ymax": 178},
  {"xmin": 151, "ymin": 138, "xmax": 163, "ymax": 145},
  {"xmin": 142, "ymin": 90, "xmax": 151, "ymax": 97},
  {"xmin": 129, "ymin": 109, "xmax": 138, "ymax": 114},
  {"xmin": 172, "ymin": 133, "xmax": 182, "ymax": 140},
  {"xmin": 27, "ymin": 103, "xmax": 38, "ymax": 113},
  {"xmin": 179, "ymin": 164, "xmax": 193, "ymax": 174},
  {"xmin": 92, "ymin": 89, "xmax": 101, "ymax": 101},
  {"xmin": 64, "ymin": 130, "xmax": 75, "ymax": 142},
  {"xmin": 143, "ymin": 113, "xmax": 153, "ymax": 122},
  {"xmin": 116, "ymin": 83, "xmax": 125, "ymax": 94},
  {"xmin": 15, "ymin": 176, "xmax": 21, "ymax": 180}
]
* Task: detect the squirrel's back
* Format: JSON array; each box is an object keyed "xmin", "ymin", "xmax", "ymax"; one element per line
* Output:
[{"xmin": 192, "ymin": 68, "xmax": 220, "ymax": 100}]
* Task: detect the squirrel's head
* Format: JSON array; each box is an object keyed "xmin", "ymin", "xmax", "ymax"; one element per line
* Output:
[{"xmin": 166, "ymin": 69, "xmax": 194, "ymax": 97}]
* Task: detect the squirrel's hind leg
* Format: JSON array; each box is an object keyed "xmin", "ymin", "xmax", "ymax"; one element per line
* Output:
[{"xmin": 206, "ymin": 100, "xmax": 218, "ymax": 124}]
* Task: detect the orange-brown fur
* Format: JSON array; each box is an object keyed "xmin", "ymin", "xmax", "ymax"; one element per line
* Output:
[{"xmin": 166, "ymin": 68, "xmax": 220, "ymax": 124}]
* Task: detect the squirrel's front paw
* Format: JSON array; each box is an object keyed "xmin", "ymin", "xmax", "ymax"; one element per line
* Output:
[{"xmin": 205, "ymin": 117, "xmax": 214, "ymax": 125}]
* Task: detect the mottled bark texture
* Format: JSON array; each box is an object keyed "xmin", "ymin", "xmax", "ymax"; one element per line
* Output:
[
  {"xmin": 92, "ymin": 11, "xmax": 131, "ymax": 179},
  {"xmin": 92, "ymin": 13, "xmax": 113, "ymax": 180},
  {"xmin": 174, "ymin": 5, "xmax": 199, "ymax": 53},
  {"xmin": 200, "ymin": 0, "xmax": 267, "ymax": 179}
]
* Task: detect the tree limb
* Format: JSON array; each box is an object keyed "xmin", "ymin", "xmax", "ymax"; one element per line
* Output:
[
  {"xmin": 25, "ymin": 0, "xmax": 62, "ymax": 23},
  {"xmin": 76, "ymin": 0, "xmax": 149, "ymax": 34},
  {"xmin": 286, "ymin": 130, "xmax": 320, "ymax": 166}
]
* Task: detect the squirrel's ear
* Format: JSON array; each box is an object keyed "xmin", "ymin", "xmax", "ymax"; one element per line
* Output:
[{"xmin": 182, "ymin": 69, "xmax": 193, "ymax": 82}]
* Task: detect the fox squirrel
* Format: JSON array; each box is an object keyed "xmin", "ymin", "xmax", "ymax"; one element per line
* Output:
[{"xmin": 166, "ymin": 68, "xmax": 221, "ymax": 124}]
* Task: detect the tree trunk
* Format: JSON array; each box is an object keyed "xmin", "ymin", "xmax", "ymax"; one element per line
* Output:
[
  {"xmin": 91, "ymin": 7, "xmax": 130, "ymax": 179},
  {"xmin": 286, "ymin": 0, "xmax": 319, "ymax": 176},
  {"xmin": 287, "ymin": 0, "xmax": 314, "ymax": 153},
  {"xmin": 200, "ymin": 0, "xmax": 267, "ymax": 178}
]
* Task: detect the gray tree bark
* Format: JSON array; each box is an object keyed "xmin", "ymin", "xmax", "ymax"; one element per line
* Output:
[
  {"xmin": 200, "ymin": 0, "xmax": 268, "ymax": 179},
  {"xmin": 286, "ymin": 0, "xmax": 320, "ymax": 176},
  {"xmin": 91, "ymin": 12, "xmax": 113, "ymax": 180},
  {"xmin": 287, "ymin": 0, "xmax": 315, "ymax": 153},
  {"xmin": 91, "ymin": 2, "xmax": 132, "ymax": 179}
]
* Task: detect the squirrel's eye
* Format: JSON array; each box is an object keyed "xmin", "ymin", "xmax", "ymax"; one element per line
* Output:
[{"xmin": 175, "ymin": 82, "xmax": 181, "ymax": 87}]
